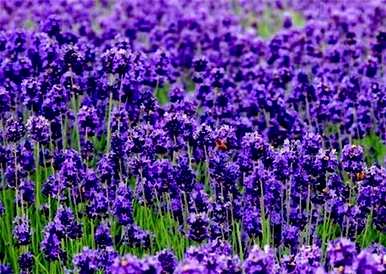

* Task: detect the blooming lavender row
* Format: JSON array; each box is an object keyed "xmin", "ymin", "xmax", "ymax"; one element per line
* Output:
[{"xmin": 0, "ymin": 0, "xmax": 385, "ymax": 273}]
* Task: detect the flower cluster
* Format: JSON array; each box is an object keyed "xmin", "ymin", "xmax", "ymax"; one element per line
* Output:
[{"xmin": 0, "ymin": 0, "xmax": 385, "ymax": 273}]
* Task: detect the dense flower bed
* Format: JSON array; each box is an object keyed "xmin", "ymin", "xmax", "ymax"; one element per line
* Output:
[{"xmin": 0, "ymin": 0, "xmax": 385, "ymax": 273}]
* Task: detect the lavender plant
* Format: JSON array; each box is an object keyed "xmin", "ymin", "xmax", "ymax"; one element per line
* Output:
[{"xmin": 0, "ymin": 0, "xmax": 385, "ymax": 273}]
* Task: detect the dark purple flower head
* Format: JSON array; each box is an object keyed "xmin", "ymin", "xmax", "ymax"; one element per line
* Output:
[
  {"xmin": 140, "ymin": 256, "xmax": 162, "ymax": 274},
  {"xmin": 283, "ymin": 13, "xmax": 293, "ymax": 29},
  {"xmin": 78, "ymin": 104, "xmax": 99, "ymax": 134},
  {"xmin": 18, "ymin": 252, "xmax": 34, "ymax": 273},
  {"xmin": 193, "ymin": 57, "xmax": 208, "ymax": 72},
  {"xmin": 40, "ymin": 230, "xmax": 63, "ymax": 261},
  {"xmin": 26, "ymin": 115, "xmax": 50, "ymax": 143},
  {"xmin": 341, "ymin": 145, "xmax": 365, "ymax": 174},
  {"xmin": 95, "ymin": 223, "xmax": 113, "ymax": 247},
  {"xmin": 87, "ymin": 192, "xmax": 109, "ymax": 217},
  {"xmin": 0, "ymin": 264, "xmax": 13, "ymax": 274},
  {"xmin": 189, "ymin": 186, "xmax": 210, "ymax": 213},
  {"xmin": 42, "ymin": 174, "xmax": 66, "ymax": 199},
  {"xmin": 243, "ymin": 245, "xmax": 277, "ymax": 274},
  {"xmin": 16, "ymin": 179, "xmax": 35, "ymax": 206},
  {"xmin": 327, "ymin": 238, "xmax": 357, "ymax": 271},
  {"xmin": 154, "ymin": 50, "xmax": 172, "ymax": 76},
  {"xmin": 175, "ymin": 259, "xmax": 205, "ymax": 274},
  {"xmin": 113, "ymin": 190, "xmax": 133, "ymax": 225},
  {"xmin": 156, "ymin": 249, "xmax": 177, "ymax": 274},
  {"xmin": 12, "ymin": 216, "xmax": 31, "ymax": 246},
  {"xmin": 281, "ymin": 225, "xmax": 300, "ymax": 252},
  {"xmin": 242, "ymin": 131, "xmax": 270, "ymax": 161},
  {"xmin": 124, "ymin": 224, "xmax": 152, "ymax": 249},
  {"xmin": 193, "ymin": 123, "xmax": 214, "ymax": 147},
  {"xmin": 102, "ymin": 47, "xmax": 131, "ymax": 75},
  {"xmin": 0, "ymin": 87, "xmax": 11, "ymax": 113},
  {"xmin": 302, "ymin": 132, "xmax": 322, "ymax": 155},
  {"xmin": 0, "ymin": 200, "xmax": 4, "ymax": 216},
  {"xmin": 110, "ymin": 254, "xmax": 142, "ymax": 274},
  {"xmin": 42, "ymin": 85, "xmax": 69, "ymax": 119},
  {"xmin": 54, "ymin": 206, "xmax": 82, "ymax": 239},
  {"xmin": 21, "ymin": 78, "xmax": 43, "ymax": 111},
  {"xmin": 73, "ymin": 248, "xmax": 99, "ymax": 274},
  {"xmin": 5, "ymin": 118, "xmax": 25, "ymax": 142},
  {"xmin": 187, "ymin": 213, "xmax": 209, "ymax": 242},
  {"xmin": 355, "ymin": 249, "xmax": 385, "ymax": 274},
  {"xmin": 97, "ymin": 247, "xmax": 118, "ymax": 271},
  {"xmin": 163, "ymin": 111, "xmax": 193, "ymax": 139},
  {"xmin": 63, "ymin": 45, "xmax": 84, "ymax": 74},
  {"xmin": 242, "ymin": 206, "xmax": 262, "ymax": 238},
  {"xmin": 169, "ymin": 86, "xmax": 185, "ymax": 103},
  {"xmin": 294, "ymin": 245, "xmax": 321, "ymax": 274}
]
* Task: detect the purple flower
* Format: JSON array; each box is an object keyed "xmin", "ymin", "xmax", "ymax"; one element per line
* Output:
[
  {"xmin": 0, "ymin": 87, "xmax": 11, "ymax": 113},
  {"xmin": 156, "ymin": 250, "xmax": 177, "ymax": 274},
  {"xmin": 113, "ymin": 192, "xmax": 133, "ymax": 226},
  {"xmin": 73, "ymin": 248, "xmax": 99, "ymax": 274},
  {"xmin": 96, "ymin": 247, "xmax": 118, "ymax": 271},
  {"xmin": 175, "ymin": 260, "xmax": 205, "ymax": 274},
  {"xmin": 327, "ymin": 238, "xmax": 357, "ymax": 272},
  {"xmin": 16, "ymin": 179, "xmax": 35, "ymax": 206},
  {"xmin": 40, "ymin": 229, "xmax": 63, "ymax": 261},
  {"xmin": 95, "ymin": 223, "xmax": 113, "ymax": 247},
  {"xmin": 123, "ymin": 224, "xmax": 152, "ymax": 249},
  {"xmin": 243, "ymin": 246, "xmax": 277, "ymax": 274},
  {"xmin": 41, "ymin": 174, "xmax": 66, "ymax": 199},
  {"xmin": 0, "ymin": 200, "xmax": 4, "ymax": 216},
  {"xmin": 78, "ymin": 103, "xmax": 99, "ymax": 134},
  {"xmin": 0, "ymin": 264, "xmax": 13, "ymax": 274},
  {"xmin": 294, "ymin": 245, "xmax": 321, "ymax": 274},
  {"xmin": 341, "ymin": 145, "xmax": 365, "ymax": 174},
  {"xmin": 5, "ymin": 118, "xmax": 25, "ymax": 142},
  {"xmin": 109, "ymin": 254, "xmax": 142, "ymax": 274},
  {"xmin": 281, "ymin": 225, "xmax": 300, "ymax": 253},
  {"xmin": 355, "ymin": 249, "xmax": 385, "ymax": 273},
  {"xmin": 242, "ymin": 206, "xmax": 262, "ymax": 238},
  {"xmin": 12, "ymin": 216, "xmax": 31, "ymax": 246},
  {"xmin": 26, "ymin": 115, "xmax": 50, "ymax": 143},
  {"xmin": 18, "ymin": 252, "xmax": 34, "ymax": 273},
  {"xmin": 54, "ymin": 206, "xmax": 82, "ymax": 239},
  {"xmin": 187, "ymin": 213, "xmax": 209, "ymax": 242},
  {"xmin": 87, "ymin": 192, "xmax": 109, "ymax": 218}
]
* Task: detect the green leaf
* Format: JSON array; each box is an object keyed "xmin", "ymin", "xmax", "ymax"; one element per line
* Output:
[
  {"xmin": 354, "ymin": 133, "xmax": 386, "ymax": 165},
  {"xmin": 155, "ymin": 84, "xmax": 170, "ymax": 105},
  {"xmin": 291, "ymin": 11, "xmax": 306, "ymax": 27}
]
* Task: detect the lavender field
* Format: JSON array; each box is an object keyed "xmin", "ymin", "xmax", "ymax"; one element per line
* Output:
[{"xmin": 0, "ymin": 0, "xmax": 385, "ymax": 273}]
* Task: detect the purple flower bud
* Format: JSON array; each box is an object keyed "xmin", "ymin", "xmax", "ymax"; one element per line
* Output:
[
  {"xmin": 0, "ymin": 264, "xmax": 13, "ymax": 274},
  {"xmin": 18, "ymin": 252, "xmax": 34, "ymax": 273},
  {"xmin": 5, "ymin": 118, "xmax": 25, "ymax": 142},
  {"xmin": 327, "ymin": 238, "xmax": 357, "ymax": 272},
  {"xmin": 243, "ymin": 246, "xmax": 277, "ymax": 274},
  {"xmin": 26, "ymin": 115, "xmax": 50, "ymax": 143},
  {"xmin": 12, "ymin": 216, "xmax": 31, "ymax": 246},
  {"xmin": 95, "ymin": 223, "xmax": 113, "ymax": 247},
  {"xmin": 341, "ymin": 145, "xmax": 365, "ymax": 174},
  {"xmin": 73, "ymin": 248, "xmax": 99, "ymax": 274},
  {"xmin": 187, "ymin": 213, "xmax": 209, "ymax": 242},
  {"xmin": 156, "ymin": 250, "xmax": 177, "ymax": 274}
]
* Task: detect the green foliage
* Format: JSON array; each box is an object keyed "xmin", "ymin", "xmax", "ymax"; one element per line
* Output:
[
  {"xmin": 257, "ymin": 9, "xmax": 306, "ymax": 39},
  {"xmin": 291, "ymin": 11, "xmax": 306, "ymax": 27},
  {"xmin": 24, "ymin": 19, "xmax": 36, "ymax": 30},
  {"xmin": 155, "ymin": 84, "xmax": 170, "ymax": 105},
  {"xmin": 133, "ymin": 203, "xmax": 191, "ymax": 259},
  {"xmin": 354, "ymin": 133, "xmax": 386, "ymax": 165},
  {"xmin": 324, "ymin": 123, "xmax": 340, "ymax": 136}
]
